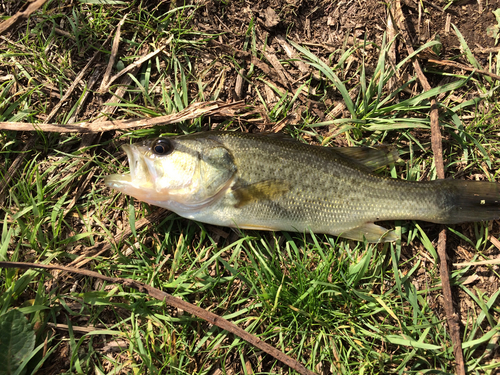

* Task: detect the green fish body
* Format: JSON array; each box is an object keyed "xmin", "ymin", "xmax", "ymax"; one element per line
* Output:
[{"xmin": 105, "ymin": 132, "xmax": 500, "ymax": 242}]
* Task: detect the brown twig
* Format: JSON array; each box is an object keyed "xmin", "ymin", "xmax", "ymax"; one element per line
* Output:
[
  {"xmin": 0, "ymin": 261, "xmax": 315, "ymax": 375},
  {"xmin": 390, "ymin": 2, "xmax": 465, "ymax": 374},
  {"xmin": 95, "ymin": 66, "xmax": 140, "ymax": 120},
  {"xmin": 275, "ymin": 35, "xmax": 309, "ymax": 75},
  {"xmin": 0, "ymin": 0, "xmax": 48, "ymax": 35},
  {"xmin": 386, "ymin": 4, "xmax": 398, "ymax": 93},
  {"xmin": 99, "ymin": 48, "xmax": 164, "ymax": 93},
  {"xmin": 0, "ymin": 100, "xmax": 247, "ymax": 133},
  {"xmin": 46, "ymin": 322, "xmax": 104, "ymax": 334},
  {"xmin": 427, "ymin": 58, "xmax": 500, "ymax": 81},
  {"xmin": 474, "ymin": 46, "xmax": 500, "ymax": 54},
  {"xmin": 429, "ymin": 98, "xmax": 445, "ymax": 180},
  {"xmin": 436, "ymin": 229, "xmax": 465, "ymax": 368},
  {"xmin": 234, "ymin": 68, "xmax": 246, "ymax": 100},
  {"xmin": 99, "ymin": 14, "xmax": 128, "ymax": 92}
]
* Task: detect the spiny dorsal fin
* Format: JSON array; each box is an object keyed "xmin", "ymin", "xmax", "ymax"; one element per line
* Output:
[
  {"xmin": 259, "ymin": 133, "xmax": 400, "ymax": 170},
  {"xmin": 243, "ymin": 132, "xmax": 399, "ymax": 171}
]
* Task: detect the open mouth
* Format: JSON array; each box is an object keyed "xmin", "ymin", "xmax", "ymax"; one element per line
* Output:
[
  {"xmin": 104, "ymin": 144, "xmax": 152, "ymax": 190},
  {"xmin": 123, "ymin": 144, "xmax": 148, "ymax": 182}
]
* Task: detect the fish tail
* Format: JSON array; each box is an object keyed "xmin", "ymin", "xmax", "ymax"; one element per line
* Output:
[{"xmin": 439, "ymin": 179, "xmax": 500, "ymax": 224}]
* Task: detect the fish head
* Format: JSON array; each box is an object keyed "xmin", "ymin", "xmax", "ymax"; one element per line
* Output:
[{"xmin": 104, "ymin": 136, "xmax": 237, "ymax": 212}]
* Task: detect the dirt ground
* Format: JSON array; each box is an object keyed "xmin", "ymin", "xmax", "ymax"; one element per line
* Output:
[{"xmin": 197, "ymin": 0, "xmax": 500, "ymax": 100}]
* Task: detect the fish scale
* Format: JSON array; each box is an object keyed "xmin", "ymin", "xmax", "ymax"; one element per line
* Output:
[
  {"xmin": 209, "ymin": 134, "xmax": 435, "ymax": 230},
  {"xmin": 105, "ymin": 131, "xmax": 500, "ymax": 242}
]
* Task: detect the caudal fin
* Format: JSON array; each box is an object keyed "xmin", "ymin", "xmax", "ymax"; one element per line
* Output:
[{"xmin": 441, "ymin": 179, "xmax": 500, "ymax": 224}]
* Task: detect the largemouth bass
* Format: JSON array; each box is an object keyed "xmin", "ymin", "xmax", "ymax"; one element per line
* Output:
[{"xmin": 105, "ymin": 132, "xmax": 500, "ymax": 242}]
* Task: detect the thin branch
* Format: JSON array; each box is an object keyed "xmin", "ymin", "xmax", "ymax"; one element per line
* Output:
[
  {"xmin": 428, "ymin": 58, "xmax": 500, "ymax": 81},
  {"xmin": 0, "ymin": 261, "xmax": 315, "ymax": 375},
  {"xmin": 0, "ymin": 100, "xmax": 247, "ymax": 133},
  {"xmin": 390, "ymin": 2, "xmax": 465, "ymax": 374},
  {"xmin": 99, "ymin": 48, "xmax": 164, "ymax": 93},
  {"xmin": 99, "ymin": 14, "xmax": 128, "ymax": 92},
  {"xmin": 0, "ymin": 0, "xmax": 48, "ymax": 35}
]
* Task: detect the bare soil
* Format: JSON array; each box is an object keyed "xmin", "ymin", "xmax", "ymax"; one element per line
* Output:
[{"xmin": 198, "ymin": 0, "xmax": 500, "ymax": 98}]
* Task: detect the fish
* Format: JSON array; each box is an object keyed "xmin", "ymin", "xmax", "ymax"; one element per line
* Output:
[{"xmin": 104, "ymin": 131, "xmax": 500, "ymax": 242}]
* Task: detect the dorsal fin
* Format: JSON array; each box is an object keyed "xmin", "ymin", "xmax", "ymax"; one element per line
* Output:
[
  {"xmin": 330, "ymin": 145, "xmax": 400, "ymax": 171},
  {"xmin": 249, "ymin": 132, "xmax": 400, "ymax": 171}
]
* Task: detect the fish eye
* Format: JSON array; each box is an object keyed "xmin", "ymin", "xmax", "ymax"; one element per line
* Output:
[{"xmin": 151, "ymin": 138, "xmax": 173, "ymax": 156}]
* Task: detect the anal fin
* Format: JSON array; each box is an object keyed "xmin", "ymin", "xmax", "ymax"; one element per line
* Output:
[{"xmin": 341, "ymin": 223, "xmax": 399, "ymax": 243}]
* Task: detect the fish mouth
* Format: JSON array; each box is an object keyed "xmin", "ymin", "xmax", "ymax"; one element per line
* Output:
[{"xmin": 104, "ymin": 144, "xmax": 155, "ymax": 196}]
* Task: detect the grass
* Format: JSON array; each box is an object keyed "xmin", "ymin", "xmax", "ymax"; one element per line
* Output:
[{"xmin": 1, "ymin": 0, "xmax": 500, "ymax": 374}]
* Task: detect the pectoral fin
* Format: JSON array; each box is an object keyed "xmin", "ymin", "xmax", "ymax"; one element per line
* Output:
[
  {"xmin": 340, "ymin": 223, "xmax": 399, "ymax": 243},
  {"xmin": 232, "ymin": 180, "xmax": 291, "ymax": 208}
]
